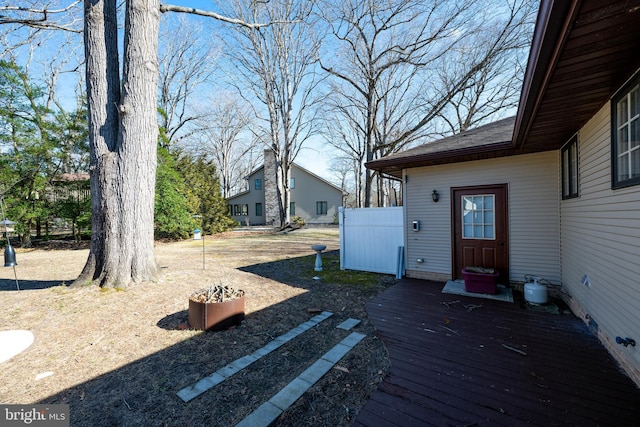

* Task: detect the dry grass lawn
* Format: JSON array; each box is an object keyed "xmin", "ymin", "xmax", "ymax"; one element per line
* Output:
[{"xmin": 0, "ymin": 227, "xmax": 395, "ymax": 426}]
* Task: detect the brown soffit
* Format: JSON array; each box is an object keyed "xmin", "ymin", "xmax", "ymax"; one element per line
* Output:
[
  {"xmin": 514, "ymin": 0, "xmax": 640, "ymax": 151},
  {"xmin": 512, "ymin": 0, "xmax": 579, "ymax": 150}
]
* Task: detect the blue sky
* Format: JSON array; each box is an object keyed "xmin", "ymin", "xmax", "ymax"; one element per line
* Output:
[{"xmin": 3, "ymin": 1, "xmax": 337, "ymax": 181}]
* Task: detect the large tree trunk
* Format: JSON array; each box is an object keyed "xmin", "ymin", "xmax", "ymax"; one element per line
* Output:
[{"xmin": 75, "ymin": 0, "xmax": 159, "ymax": 288}]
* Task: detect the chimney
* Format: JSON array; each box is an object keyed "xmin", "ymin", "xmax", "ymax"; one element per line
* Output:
[{"xmin": 263, "ymin": 149, "xmax": 279, "ymax": 226}]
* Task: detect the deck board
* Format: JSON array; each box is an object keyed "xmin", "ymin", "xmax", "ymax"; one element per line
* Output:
[{"xmin": 355, "ymin": 279, "xmax": 640, "ymax": 426}]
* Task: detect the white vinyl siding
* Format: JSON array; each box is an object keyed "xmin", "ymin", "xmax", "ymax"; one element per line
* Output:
[
  {"xmin": 560, "ymin": 103, "xmax": 640, "ymax": 369},
  {"xmin": 289, "ymin": 165, "xmax": 342, "ymax": 224},
  {"xmin": 404, "ymin": 151, "xmax": 560, "ymax": 283}
]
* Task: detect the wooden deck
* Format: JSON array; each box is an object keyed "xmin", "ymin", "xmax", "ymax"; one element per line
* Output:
[{"xmin": 354, "ymin": 279, "xmax": 640, "ymax": 426}]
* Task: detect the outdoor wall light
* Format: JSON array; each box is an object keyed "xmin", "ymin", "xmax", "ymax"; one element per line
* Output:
[{"xmin": 432, "ymin": 189, "xmax": 439, "ymax": 203}]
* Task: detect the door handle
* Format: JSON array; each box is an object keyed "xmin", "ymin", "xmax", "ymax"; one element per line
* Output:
[{"xmin": 498, "ymin": 241, "xmax": 504, "ymax": 246}]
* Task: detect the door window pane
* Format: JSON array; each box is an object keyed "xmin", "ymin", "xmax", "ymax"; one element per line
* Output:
[{"xmin": 462, "ymin": 194, "xmax": 495, "ymax": 240}]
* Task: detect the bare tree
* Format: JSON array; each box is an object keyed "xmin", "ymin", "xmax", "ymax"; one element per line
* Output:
[
  {"xmin": 76, "ymin": 0, "xmax": 161, "ymax": 288},
  {"xmin": 319, "ymin": 0, "xmax": 477, "ymax": 206},
  {"xmin": 321, "ymin": 93, "xmax": 367, "ymax": 207},
  {"xmin": 218, "ymin": 0, "xmax": 323, "ymax": 226},
  {"xmin": 319, "ymin": 0, "xmax": 535, "ymax": 206},
  {"xmin": 157, "ymin": 15, "xmax": 218, "ymax": 147},
  {"xmin": 434, "ymin": 0, "xmax": 535, "ymax": 134},
  {"xmin": 329, "ymin": 155, "xmax": 356, "ymax": 207},
  {"xmin": 190, "ymin": 97, "xmax": 257, "ymax": 198}
]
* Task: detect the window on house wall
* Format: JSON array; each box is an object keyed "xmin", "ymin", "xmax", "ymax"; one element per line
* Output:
[
  {"xmin": 289, "ymin": 202, "xmax": 295, "ymax": 215},
  {"xmin": 316, "ymin": 201, "xmax": 328, "ymax": 215},
  {"xmin": 612, "ymin": 74, "xmax": 640, "ymax": 188},
  {"xmin": 562, "ymin": 135, "xmax": 579, "ymax": 199},
  {"xmin": 234, "ymin": 204, "xmax": 248, "ymax": 216},
  {"xmin": 462, "ymin": 195, "xmax": 495, "ymax": 239},
  {"xmin": 290, "ymin": 178, "xmax": 295, "ymax": 189},
  {"xmin": 256, "ymin": 203, "xmax": 263, "ymax": 216},
  {"xmin": 255, "ymin": 179, "xmax": 262, "ymax": 190},
  {"xmin": 228, "ymin": 205, "xmax": 233, "ymax": 215}
]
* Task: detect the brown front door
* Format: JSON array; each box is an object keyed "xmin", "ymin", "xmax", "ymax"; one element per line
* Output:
[{"xmin": 452, "ymin": 184, "xmax": 509, "ymax": 281}]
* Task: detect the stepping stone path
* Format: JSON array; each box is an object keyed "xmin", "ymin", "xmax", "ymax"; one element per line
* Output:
[{"xmin": 177, "ymin": 313, "xmax": 365, "ymax": 427}]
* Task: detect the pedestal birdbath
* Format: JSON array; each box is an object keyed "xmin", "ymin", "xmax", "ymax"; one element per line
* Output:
[{"xmin": 311, "ymin": 244, "xmax": 327, "ymax": 271}]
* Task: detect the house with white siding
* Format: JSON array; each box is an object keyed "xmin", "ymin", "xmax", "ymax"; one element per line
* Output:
[
  {"xmin": 227, "ymin": 151, "xmax": 344, "ymax": 226},
  {"xmin": 367, "ymin": 0, "xmax": 640, "ymax": 386}
]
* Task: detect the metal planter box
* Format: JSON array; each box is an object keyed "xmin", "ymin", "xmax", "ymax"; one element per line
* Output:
[{"xmin": 188, "ymin": 295, "xmax": 245, "ymax": 331}]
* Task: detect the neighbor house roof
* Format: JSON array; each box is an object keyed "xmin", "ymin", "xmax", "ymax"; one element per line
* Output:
[
  {"xmin": 367, "ymin": 0, "xmax": 640, "ymax": 178},
  {"xmin": 227, "ymin": 163, "xmax": 344, "ymax": 201}
]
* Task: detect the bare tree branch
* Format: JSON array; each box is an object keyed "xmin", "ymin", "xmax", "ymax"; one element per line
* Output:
[
  {"xmin": 160, "ymin": 4, "xmax": 288, "ymax": 29},
  {"xmin": 0, "ymin": 1, "xmax": 82, "ymax": 32}
]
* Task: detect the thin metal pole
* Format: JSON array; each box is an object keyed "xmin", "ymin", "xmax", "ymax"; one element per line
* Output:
[
  {"xmin": 11, "ymin": 265, "xmax": 19, "ymax": 291},
  {"xmin": 193, "ymin": 214, "xmax": 205, "ymax": 270}
]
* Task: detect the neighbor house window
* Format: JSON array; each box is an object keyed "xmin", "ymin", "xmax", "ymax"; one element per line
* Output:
[
  {"xmin": 316, "ymin": 201, "xmax": 328, "ymax": 215},
  {"xmin": 562, "ymin": 135, "xmax": 578, "ymax": 199},
  {"xmin": 234, "ymin": 204, "xmax": 248, "ymax": 216},
  {"xmin": 255, "ymin": 202, "xmax": 263, "ymax": 216},
  {"xmin": 289, "ymin": 202, "xmax": 295, "ymax": 215},
  {"xmin": 255, "ymin": 179, "xmax": 262, "ymax": 190},
  {"xmin": 462, "ymin": 195, "xmax": 495, "ymax": 239},
  {"xmin": 612, "ymin": 74, "xmax": 640, "ymax": 188},
  {"xmin": 289, "ymin": 178, "xmax": 295, "ymax": 189},
  {"xmin": 228, "ymin": 205, "xmax": 233, "ymax": 215}
]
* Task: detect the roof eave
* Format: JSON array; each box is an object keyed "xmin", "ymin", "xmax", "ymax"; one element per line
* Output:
[
  {"xmin": 512, "ymin": 0, "xmax": 580, "ymax": 149},
  {"xmin": 366, "ymin": 140, "xmax": 516, "ymax": 178}
]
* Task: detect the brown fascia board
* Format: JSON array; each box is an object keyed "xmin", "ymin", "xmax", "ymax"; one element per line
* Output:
[{"xmin": 512, "ymin": 0, "xmax": 581, "ymax": 149}]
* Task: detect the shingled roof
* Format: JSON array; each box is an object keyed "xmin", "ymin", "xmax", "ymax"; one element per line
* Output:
[{"xmin": 366, "ymin": 117, "xmax": 519, "ymax": 178}]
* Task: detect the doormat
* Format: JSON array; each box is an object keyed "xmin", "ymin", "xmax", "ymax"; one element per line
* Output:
[{"xmin": 442, "ymin": 280, "xmax": 513, "ymax": 303}]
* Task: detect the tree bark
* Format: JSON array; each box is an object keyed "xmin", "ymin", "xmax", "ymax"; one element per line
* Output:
[{"xmin": 75, "ymin": 0, "xmax": 159, "ymax": 288}]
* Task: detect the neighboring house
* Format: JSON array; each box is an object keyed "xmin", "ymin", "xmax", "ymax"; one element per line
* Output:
[
  {"xmin": 367, "ymin": 0, "xmax": 640, "ymax": 385},
  {"xmin": 227, "ymin": 151, "xmax": 344, "ymax": 226}
]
